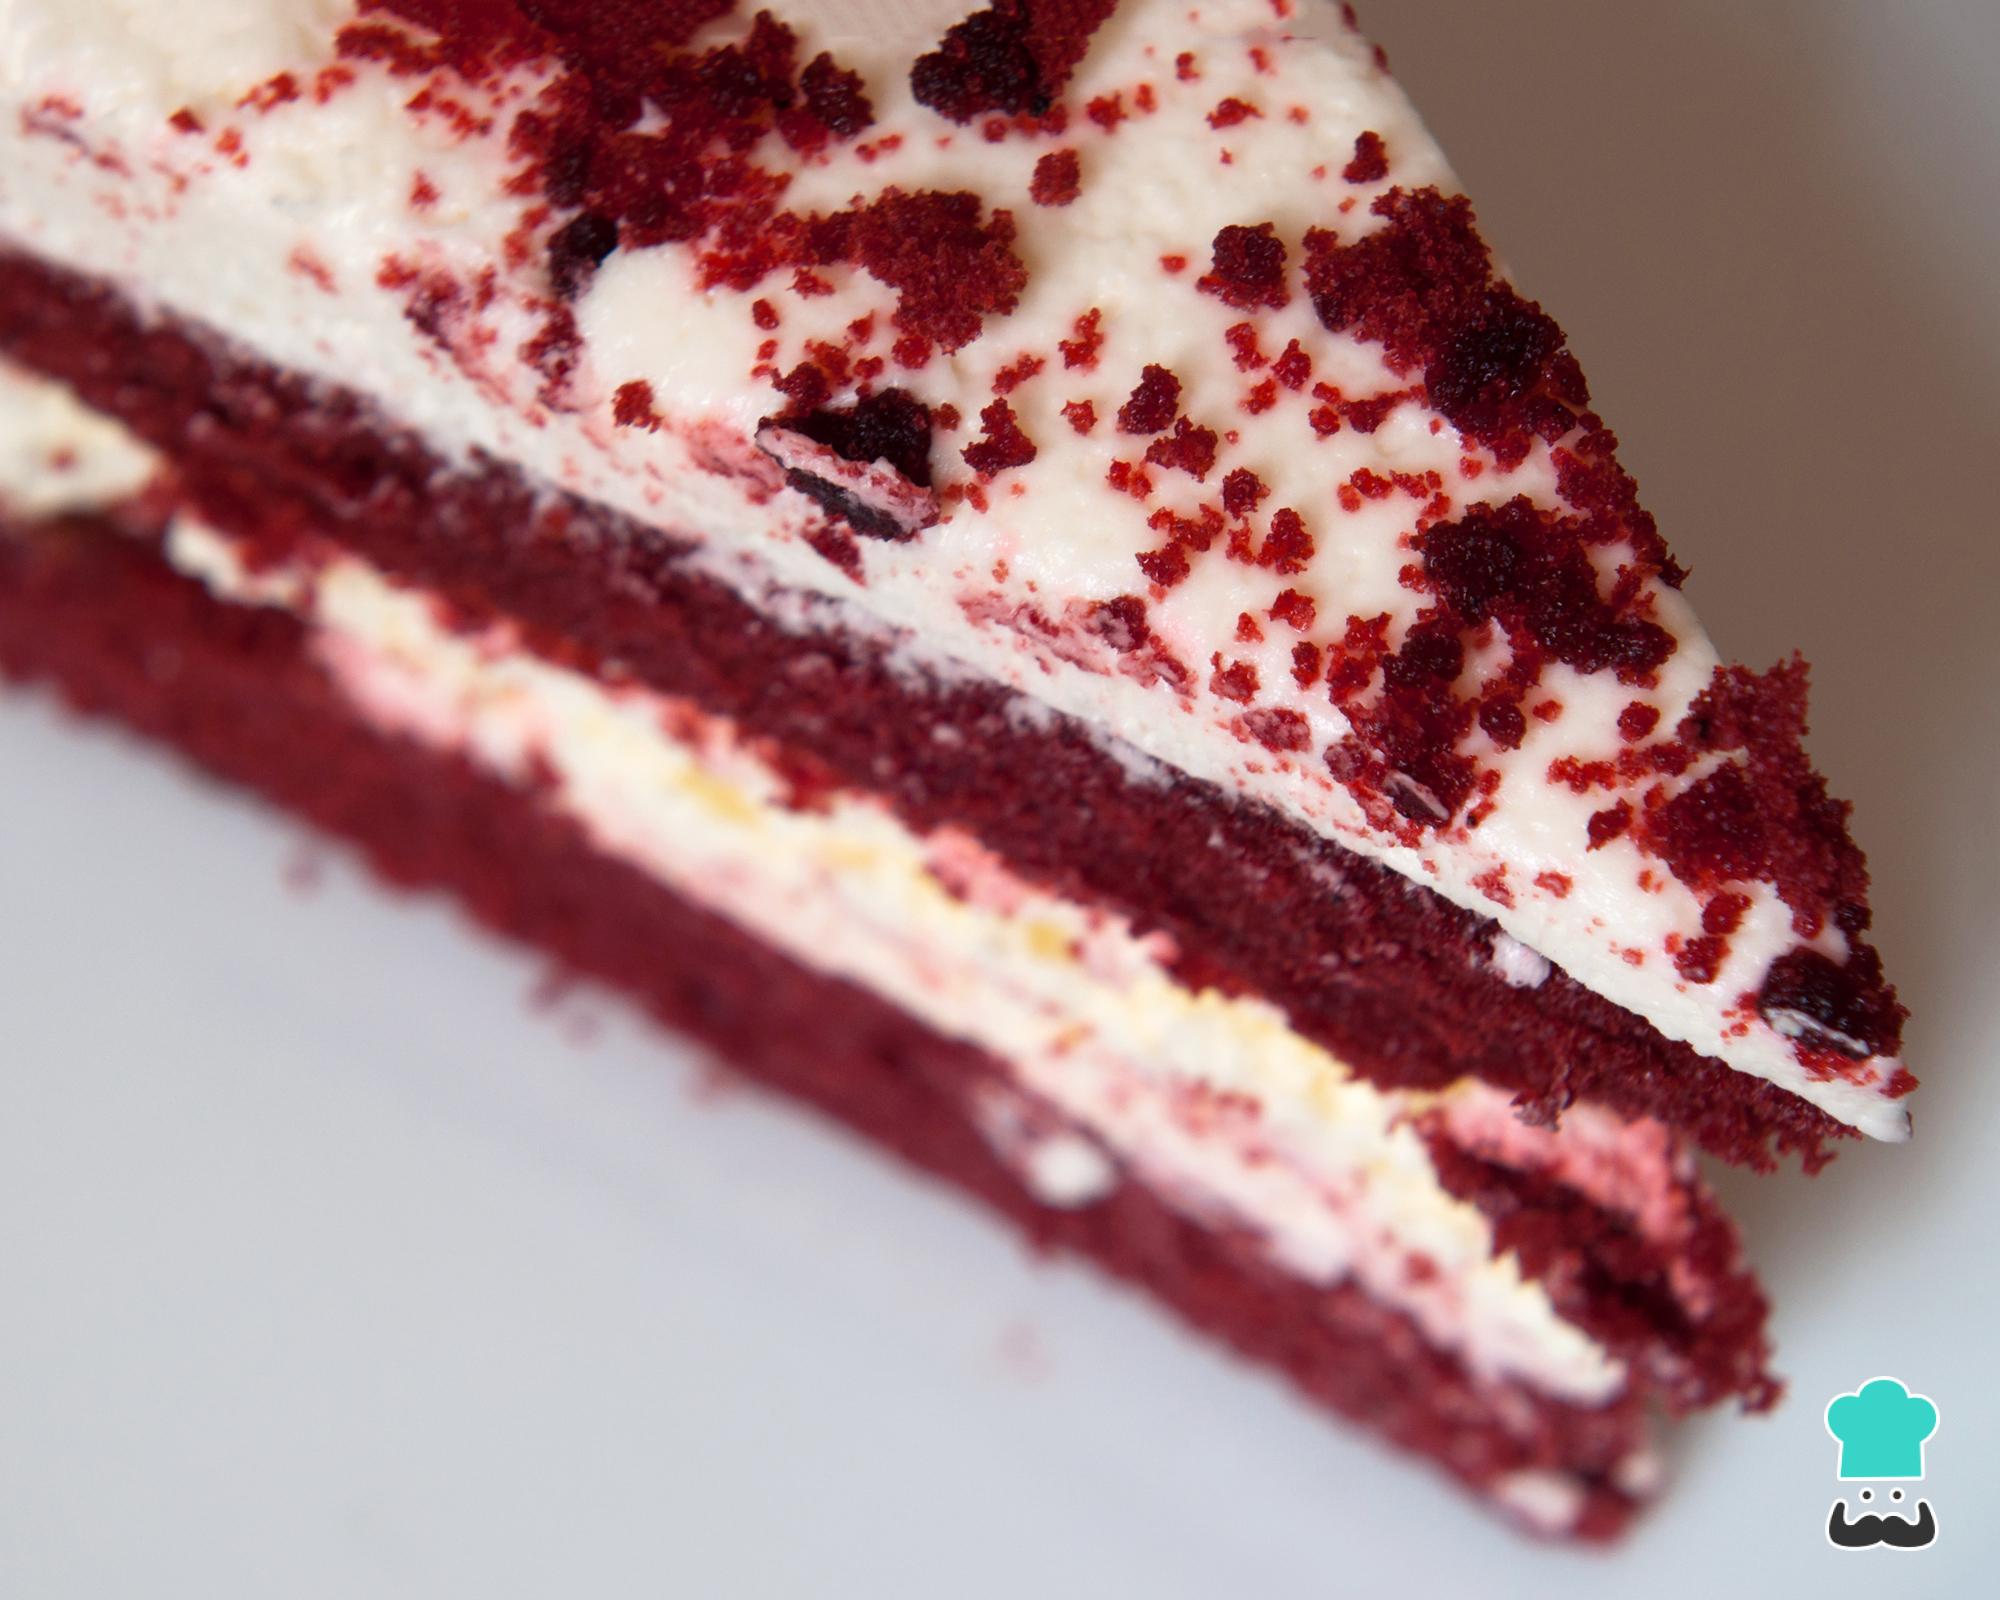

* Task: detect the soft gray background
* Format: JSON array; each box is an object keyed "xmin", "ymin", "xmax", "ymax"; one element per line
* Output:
[{"xmin": 3, "ymin": 2, "xmax": 1995, "ymax": 1594}]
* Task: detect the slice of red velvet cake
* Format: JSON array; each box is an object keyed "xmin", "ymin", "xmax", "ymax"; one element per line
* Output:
[{"xmin": 0, "ymin": 0, "xmax": 1910, "ymax": 1538}]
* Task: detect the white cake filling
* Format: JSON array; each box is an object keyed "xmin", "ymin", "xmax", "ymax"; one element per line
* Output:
[{"xmin": 0, "ymin": 0, "xmax": 1906, "ymax": 1139}]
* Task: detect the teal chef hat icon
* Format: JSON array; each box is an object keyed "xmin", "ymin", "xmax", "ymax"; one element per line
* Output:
[{"xmin": 1825, "ymin": 1378, "xmax": 1938, "ymax": 1480}]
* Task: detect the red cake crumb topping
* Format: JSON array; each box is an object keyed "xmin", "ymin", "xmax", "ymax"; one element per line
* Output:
[
  {"xmin": 1208, "ymin": 96, "xmax": 1260, "ymax": 128},
  {"xmin": 1211, "ymin": 657, "xmax": 1260, "ymax": 702},
  {"xmin": 798, "ymin": 51, "xmax": 874, "ymax": 139},
  {"xmin": 1419, "ymin": 498, "xmax": 1673, "ymax": 678},
  {"xmin": 1618, "ymin": 702, "xmax": 1661, "ymax": 741},
  {"xmin": 962, "ymin": 398, "xmax": 1038, "ymax": 475},
  {"xmin": 1144, "ymin": 418, "xmax": 1219, "ymax": 480},
  {"xmin": 1030, "ymin": 147, "xmax": 1082, "ymax": 205},
  {"xmin": 1061, "ymin": 398, "xmax": 1096, "ymax": 433},
  {"xmin": 1197, "ymin": 223, "xmax": 1290, "ymax": 310},
  {"xmin": 1303, "ymin": 188, "xmax": 1590, "ymax": 461},
  {"xmin": 1244, "ymin": 707, "xmax": 1312, "ymax": 752},
  {"xmin": 1758, "ymin": 946, "xmax": 1903, "ymax": 1062},
  {"xmin": 1645, "ymin": 661, "xmax": 1877, "ymax": 943},
  {"xmin": 611, "ymin": 378, "xmax": 662, "ymax": 429},
  {"xmin": 911, "ymin": 0, "xmax": 1118, "ymax": 123},
  {"xmin": 1221, "ymin": 466, "xmax": 1269, "ymax": 516},
  {"xmin": 1269, "ymin": 589, "xmax": 1316, "ymax": 631},
  {"xmin": 1342, "ymin": 129, "xmax": 1389, "ymax": 183},
  {"xmin": 1118, "ymin": 364, "xmax": 1182, "ymax": 434},
  {"xmin": 354, "ymin": 2, "xmax": 1024, "ymax": 383}
]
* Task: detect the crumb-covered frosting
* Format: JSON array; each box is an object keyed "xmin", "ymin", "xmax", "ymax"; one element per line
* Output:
[{"xmin": 0, "ymin": 0, "xmax": 1908, "ymax": 1135}]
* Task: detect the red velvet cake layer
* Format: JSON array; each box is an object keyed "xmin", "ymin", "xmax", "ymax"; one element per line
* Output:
[
  {"xmin": 0, "ymin": 249, "xmax": 1852, "ymax": 1171},
  {"xmin": 0, "ymin": 516, "xmax": 1669, "ymax": 1538}
]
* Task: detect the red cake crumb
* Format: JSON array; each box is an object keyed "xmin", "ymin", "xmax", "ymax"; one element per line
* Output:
[
  {"xmin": 1342, "ymin": 130, "xmax": 1389, "ymax": 182},
  {"xmin": 962, "ymin": 397, "xmax": 1037, "ymax": 475},
  {"xmin": 1059, "ymin": 308, "xmax": 1104, "ymax": 369},
  {"xmin": 611, "ymin": 379, "xmax": 662, "ymax": 430},
  {"xmin": 831, "ymin": 189, "xmax": 1029, "ymax": 354},
  {"xmin": 1619, "ymin": 702, "xmax": 1661, "ymax": 741},
  {"xmin": 1136, "ymin": 543, "xmax": 1191, "ymax": 588},
  {"xmin": 1118, "ymin": 364, "xmax": 1182, "ymax": 433},
  {"xmin": 1208, "ymin": 96, "xmax": 1260, "ymax": 128},
  {"xmin": 1260, "ymin": 507, "xmax": 1314, "ymax": 572},
  {"xmin": 1587, "ymin": 803, "xmax": 1633, "ymax": 850},
  {"xmin": 1061, "ymin": 398, "xmax": 1096, "ymax": 433},
  {"xmin": 1479, "ymin": 699, "xmax": 1526, "ymax": 750},
  {"xmin": 1144, "ymin": 418, "xmax": 1219, "ymax": 480},
  {"xmin": 1244, "ymin": 707, "xmax": 1312, "ymax": 752},
  {"xmin": 1269, "ymin": 589, "xmax": 1316, "ymax": 631},
  {"xmin": 798, "ymin": 52, "xmax": 875, "ymax": 141},
  {"xmin": 801, "ymin": 519, "xmax": 866, "ymax": 581},
  {"xmin": 1197, "ymin": 222, "xmax": 1290, "ymax": 310},
  {"xmin": 911, "ymin": 0, "xmax": 1117, "ymax": 123},
  {"xmin": 1303, "ymin": 188, "xmax": 1594, "ymax": 462},
  {"xmin": 1704, "ymin": 893, "xmax": 1751, "ymax": 937},
  {"xmin": 1272, "ymin": 340, "xmax": 1312, "ymax": 389},
  {"xmin": 992, "ymin": 353, "xmax": 1045, "ymax": 394},
  {"xmin": 1211, "ymin": 657, "xmax": 1260, "ymax": 703},
  {"xmin": 1221, "ymin": 466, "xmax": 1269, "ymax": 516},
  {"xmin": 1030, "ymin": 147, "xmax": 1082, "ymax": 205}
]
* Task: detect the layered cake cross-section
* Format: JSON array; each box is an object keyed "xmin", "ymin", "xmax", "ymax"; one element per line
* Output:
[{"xmin": 0, "ymin": 0, "xmax": 1910, "ymax": 1538}]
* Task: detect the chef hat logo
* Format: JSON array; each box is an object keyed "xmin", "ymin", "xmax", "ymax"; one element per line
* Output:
[{"xmin": 1824, "ymin": 1377, "xmax": 1938, "ymax": 1480}]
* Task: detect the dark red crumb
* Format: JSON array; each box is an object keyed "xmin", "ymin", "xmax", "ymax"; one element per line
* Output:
[
  {"xmin": 1208, "ymin": 97, "xmax": 1260, "ymax": 128},
  {"xmin": 911, "ymin": 1, "xmax": 1118, "ymax": 123},
  {"xmin": 1342, "ymin": 130, "xmax": 1389, "ymax": 183},
  {"xmin": 961, "ymin": 397, "xmax": 1037, "ymax": 475},
  {"xmin": 1061, "ymin": 398, "xmax": 1096, "ymax": 433},
  {"xmin": 1118, "ymin": 364, "xmax": 1182, "ymax": 434},
  {"xmin": 1030, "ymin": 147, "xmax": 1082, "ymax": 205},
  {"xmin": 799, "ymin": 51, "xmax": 874, "ymax": 139},
  {"xmin": 1197, "ymin": 222, "xmax": 1290, "ymax": 310},
  {"xmin": 776, "ymin": 387, "xmax": 936, "ymax": 487},
  {"xmin": 1221, "ymin": 466, "xmax": 1269, "ymax": 516},
  {"xmin": 1303, "ymin": 188, "xmax": 1595, "ymax": 465},
  {"xmin": 1144, "ymin": 418, "xmax": 1219, "ymax": 480}
]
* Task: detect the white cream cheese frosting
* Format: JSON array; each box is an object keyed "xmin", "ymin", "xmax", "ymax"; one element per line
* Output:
[{"xmin": 0, "ymin": 0, "xmax": 1908, "ymax": 1136}]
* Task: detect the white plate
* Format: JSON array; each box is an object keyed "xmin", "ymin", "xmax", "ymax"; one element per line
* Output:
[{"xmin": 3, "ymin": 2, "xmax": 1996, "ymax": 1593}]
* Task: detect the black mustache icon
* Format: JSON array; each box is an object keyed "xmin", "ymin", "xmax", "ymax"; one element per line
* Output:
[{"xmin": 1827, "ymin": 1499, "xmax": 1936, "ymax": 1549}]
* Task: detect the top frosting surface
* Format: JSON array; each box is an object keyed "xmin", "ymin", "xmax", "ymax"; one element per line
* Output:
[{"xmin": 0, "ymin": 0, "xmax": 1908, "ymax": 1136}]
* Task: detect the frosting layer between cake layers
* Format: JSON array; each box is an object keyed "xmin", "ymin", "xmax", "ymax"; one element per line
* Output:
[{"xmin": 0, "ymin": 0, "xmax": 1908, "ymax": 1136}]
